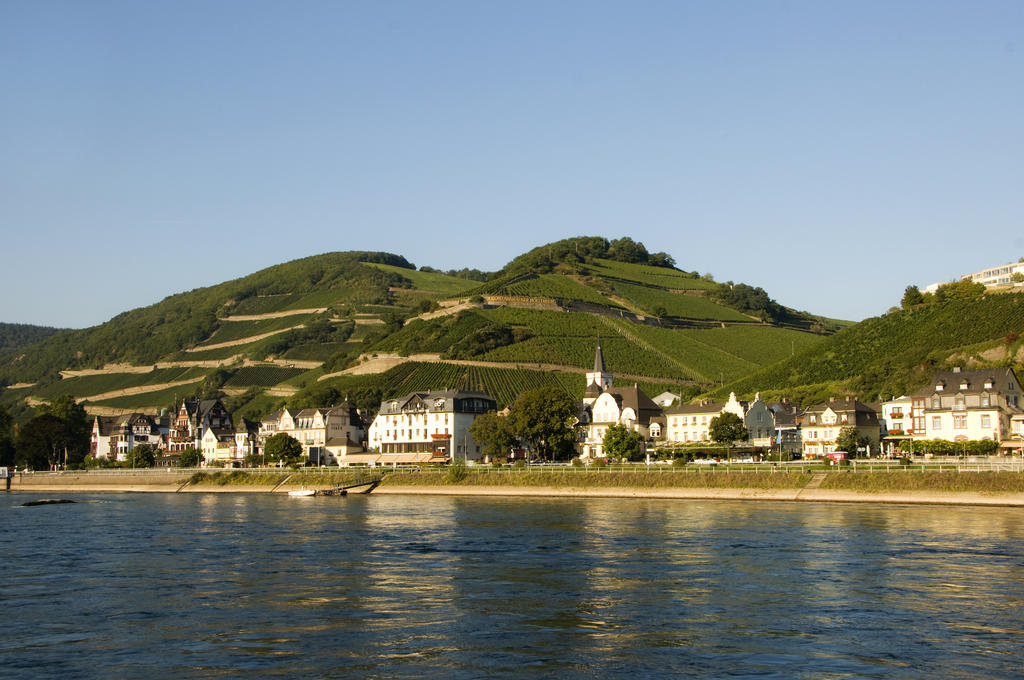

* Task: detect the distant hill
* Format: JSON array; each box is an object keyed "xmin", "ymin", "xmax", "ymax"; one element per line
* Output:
[
  {"xmin": 708, "ymin": 292, "xmax": 1024, "ymax": 405},
  {"xmin": 0, "ymin": 238, "xmax": 835, "ymax": 423},
  {"xmin": 0, "ymin": 323, "xmax": 66, "ymax": 353}
]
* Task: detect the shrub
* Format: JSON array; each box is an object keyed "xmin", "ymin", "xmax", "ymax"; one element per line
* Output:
[{"xmin": 445, "ymin": 461, "xmax": 468, "ymax": 484}]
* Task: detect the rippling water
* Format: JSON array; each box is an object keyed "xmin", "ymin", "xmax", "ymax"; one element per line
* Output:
[{"xmin": 2, "ymin": 493, "xmax": 1022, "ymax": 679}]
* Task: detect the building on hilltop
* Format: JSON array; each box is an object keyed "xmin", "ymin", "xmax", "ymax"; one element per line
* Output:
[
  {"xmin": 924, "ymin": 259, "xmax": 1024, "ymax": 293},
  {"xmin": 367, "ymin": 390, "xmax": 496, "ymax": 464},
  {"xmin": 578, "ymin": 340, "xmax": 661, "ymax": 459}
]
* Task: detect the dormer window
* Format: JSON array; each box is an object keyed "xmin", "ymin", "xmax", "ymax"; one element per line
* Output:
[
  {"xmin": 959, "ymin": 382, "xmax": 969, "ymax": 391},
  {"xmin": 936, "ymin": 383, "xmax": 944, "ymax": 391},
  {"xmin": 932, "ymin": 396, "xmax": 941, "ymax": 409},
  {"xmin": 984, "ymin": 380, "xmax": 994, "ymax": 390},
  {"xmin": 981, "ymin": 393, "xmax": 990, "ymax": 407},
  {"xmin": 809, "ymin": 415, "xmax": 817, "ymax": 424}
]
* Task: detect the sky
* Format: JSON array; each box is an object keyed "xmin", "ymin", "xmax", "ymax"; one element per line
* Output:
[{"xmin": 2, "ymin": 0, "xmax": 1023, "ymax": 329}]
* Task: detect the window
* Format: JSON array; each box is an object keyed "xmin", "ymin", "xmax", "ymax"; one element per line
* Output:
[
  {"xmin": 809, "ymin": 415, "xmax": 817, "ymax": 424},
  {"xmin": 932, "ymin": 396, "xmax": 941, "ymax": 409},
  {"xmin": 982, "ymin": 393, "xmax": 990, "ymax": 407},
  {"xmin": 981, "ymin": 415, "xmax": 991, "ymax": 428},
  {"xmin": 953, "ymin": 415, "xmax": 966, "ymax": 429},
  {"xmin": 955, "ymin": 397, "xmax": 965, "ymax": 411},
  {"xmin": 840, "ymin": 414, "xmax": 848, "ymax": 424},
  {"xmin": 932, "ymin": 416, "xmax": 942, "ymax": 430}
]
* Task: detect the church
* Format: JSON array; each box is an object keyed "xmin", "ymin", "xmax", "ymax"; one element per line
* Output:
[{"xmin": 578, "ymin": 340, "xmax": 662, "ymax": 460}]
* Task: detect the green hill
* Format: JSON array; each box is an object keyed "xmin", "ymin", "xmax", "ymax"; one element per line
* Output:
[
  {"xmin": 708, "ymin": 292, "xmax": 1024, "ymax": 405},
  {"xmin": 0, "ymin": 323, "xmax": 66, "ymax": 354},
  {"xmin": 0, "ymin": 238, "xmax": 836, "ymax": 423}
]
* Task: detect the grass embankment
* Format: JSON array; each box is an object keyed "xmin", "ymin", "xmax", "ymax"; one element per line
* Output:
[
  {"xmin": 378, "ymin": 469, "xmax": 813, "ymax": 490},
  {"xmin": 819, "ymin": 471, "xmax": 1024, "ymax": 493}
]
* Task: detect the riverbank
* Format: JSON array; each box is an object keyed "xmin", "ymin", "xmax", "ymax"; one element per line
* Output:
[{"xmin": 7, "ymin": 470, "xmax": 1024, "ymax": 506}]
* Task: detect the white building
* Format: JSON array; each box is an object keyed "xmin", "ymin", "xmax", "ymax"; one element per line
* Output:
[
  {"xmin": 664, "ymin": 392, "xmax": 746, "ymax": 444},
  {"xmin": 367, "ymin": 390, "xmax": 496, "ymax": 464},
  {"xmin": 924, "ymin": 260, "xmax": 1024, "ymax": 293},
  {"xmin": 909, "ymin": 367, "xmax": 1022, "ymax": 448},
  {"xmin": 578, "ymin": 341, "xmax": 662, "ymax": 459},
  {"xmin": 801, "ymin": 398, "xmax": 881, "ymax": 459},
  {"xmin": 260, "ymin": 403, "xmax": 366, "ymax": 466},
  {"xmin": 90, "ymin": 413, "xmax": 164, "ymax": 461}
]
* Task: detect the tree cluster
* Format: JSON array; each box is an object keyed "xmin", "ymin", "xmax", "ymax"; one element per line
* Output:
[
  {"xmin": 469, "ymin": 387, "xmax": 579, "ymax": 462},
  {"xmin": 710, "ymin": 283, "xmax": 784, "ymax": 323},
  {"xmin": 13, "ymin": 395, "xmax": 91, "ymax": 470},
  {"xmin": 500, "ymin": 236, "xmax": 677, "ymax": 276},
  {"xmin": 901, "ymin": 280, "xmax": 986, "ymax": 310}
]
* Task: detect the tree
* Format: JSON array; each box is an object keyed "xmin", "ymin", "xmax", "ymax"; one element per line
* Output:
[
  {"xmin": 468, "ymin": 411, "xmax": 517, "ymax": 462},
  {"xmin": 835, "ymin": 426, "xmax": 869, "ymax": 456},
  {"xmin": 602, "ymin": 424, "xmax": 645, "ymax": 462},
  {"xmin": 264, "ymin": 433, "xmax": 304, "ymax": 467},
  {"xmin": 508, "ymin": 387, "xmax": 579, "ymax": 461},
  {"xmin": 901, "ymin": 285, "xmax": 924, "ymax": 309},
  {"xmin": 125, "ymin": 444, "xmax": 156, "ymax": 468},
  {"xmin": 708, "ymin": 412, "xmax": 748, "ymax": 460},
  {"xmin": 15, "ymin": 414, "xmax": 69, "ymax": 470},
  {"xmin": 0, "ymin": 405, "xmax": 13, "ymax": 468},
  {"xmin": 1012, "ymin": 272, "xmax": 1024, "ymax": 284},
  {"xmin": 37, "ymin": 395, "xmax": 90, "ymax": 465},
  {"xmin": 179, "ymin": 446, "xmax": 203, "ymax": 468}
]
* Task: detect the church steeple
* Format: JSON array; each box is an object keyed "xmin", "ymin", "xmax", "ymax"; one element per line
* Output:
[{"xmin": 584, "ymin": 338, "xmax": 613, "ymax": 400}]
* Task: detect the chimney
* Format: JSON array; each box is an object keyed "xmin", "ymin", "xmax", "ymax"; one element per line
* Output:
[{"xmin": 953, "ymin": 366, "xmax": 961, "ymax": 373}]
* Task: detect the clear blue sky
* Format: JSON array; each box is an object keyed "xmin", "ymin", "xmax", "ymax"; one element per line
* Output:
[{"xmin": 2, "ymin": 0, "xmax": 1022, "ymax": 328}]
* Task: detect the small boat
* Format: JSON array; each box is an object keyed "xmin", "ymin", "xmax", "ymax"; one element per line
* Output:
[{"xmin": 287, "ymin": 488, "xmax": 317, "ymax": 497}]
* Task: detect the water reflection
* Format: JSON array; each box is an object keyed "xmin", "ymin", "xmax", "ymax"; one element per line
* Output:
[{"xmin": 1, "ymin": 494, "xmax": 1022, "ymax": 679}]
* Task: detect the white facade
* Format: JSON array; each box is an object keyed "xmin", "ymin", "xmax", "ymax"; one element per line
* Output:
[
  {"xmin": 881, "ymin": 396, "xmax": 913, "ymax": 437},
  {"xmin": 925, "ymin": 260, "xmax": 1024, "ymax": 292},
  {"xmin": 367, "ymin": 391, "xmax": 495, "ymax": 463},
  {"xmin": 910, "ymin": 368, "xmax": 1023, "ymax": 444},
  {"xmin": 201, "ymin": 428, "xmax": 238, "ymax": 466},
  {"xmin": 91, "ymin": 414, "xmax": 162, "ymax": 461},
  {"xmin": 664, "ymin": 393, "xmax": 746, "ymax": 444},
  {"xmin": 261, "ymin": 404, "xmax": 366, "ymax": 466}
]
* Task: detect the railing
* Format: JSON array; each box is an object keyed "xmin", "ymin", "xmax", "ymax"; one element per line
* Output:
[{"xmin": 16, "ymin": 458, "xmax": 1024, "ymax": 476}]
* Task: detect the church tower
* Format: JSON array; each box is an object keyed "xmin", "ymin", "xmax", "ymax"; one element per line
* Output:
[{"xmin": 584, "ymin": 339, "xmax": 613, "ymax": 402}]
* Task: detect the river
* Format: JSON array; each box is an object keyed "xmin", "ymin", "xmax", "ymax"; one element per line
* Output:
[{"xmin": 1, "ymin": 493, "xmax": 1022, "ymax": 679}]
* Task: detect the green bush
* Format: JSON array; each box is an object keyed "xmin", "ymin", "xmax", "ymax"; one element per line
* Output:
[{"xmin": 445, "ymin": 461, "xmax": 469, "ymax": 484}]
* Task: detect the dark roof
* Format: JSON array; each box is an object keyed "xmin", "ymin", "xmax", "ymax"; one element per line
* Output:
[
  {"xmin": 379, "ymin": 390, "xmax": 496, "ymax": 415},
  {"xmin": 912, "ymin": 367, "xmax": 1021, "ymax": 397},
  {"xmin": 584, "ymin": 381, "xmax": 602, "ymax": 398},
  {"xmin": 593, "ymin": 340, "xmax": 606, "ymax": 373}
]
